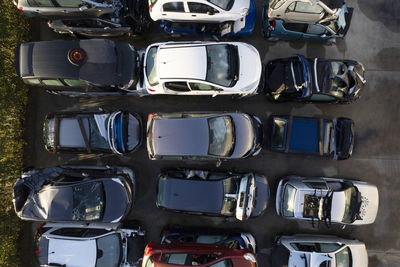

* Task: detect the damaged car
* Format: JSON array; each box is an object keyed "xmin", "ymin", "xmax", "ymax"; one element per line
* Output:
[
  {"xmin": 14, "ymin": 0, "xmax": 150, "ymax": 35},
  {"xmin": 142, "ymin": 241, "xmax": 258, "ymax": 267},
  {"xmin": 43, "ymin": 110, "xmax": 142, "ymax": 155},
  {"xmin": 270, "ymin": 115, "xmax": 354, "ymax": 160},
  {"xmin": 276, "ymin": 176, "xmax": 379, "ymax": 227},
  {"xmin": 15, "ymin": 39, "xmax": 143, "ymax": 94},
  {"xmin": 141, "ymin": 42, "xmax": 262, "ymax": 96},
  {"xmin": 271, "ymin": 234, "xmax": 368, "ymax": 267},
  {"xmin": 161, "ymin": 229, "xmax": 257, "ymax": 252},
  {"xmin": 13, "ymin": 165, "xmax": 136, "ymax": 223},
  {"xmin": 146, "ymin": 112, "xmax": 263, "ymax": 161},
  {"xmin": 36, "ymin": 222, "xmax": 145, "ymax": 267},
  {"xmin": 149, "ymin": 0, "xmax": 256, "ymax": 37},
  {"xmin": 156, "ymin": 169, "xmax": 270, "ymax": 221},
  {"xmin": 262, "ymin": 1, "xmax": 353, "ymax": 43},
  {"xmin": 264, "ymin": 55, "xmax": 366, "ymax": 103}
]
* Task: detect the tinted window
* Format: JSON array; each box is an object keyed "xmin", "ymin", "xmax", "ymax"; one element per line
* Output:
[
  {"xmin": 206, "ymin": 45, "xmax": 237, "ymax": 87},
  {"xmin": 207, "ymin": 0, "xmax": 233, "ymax": 10},
  {"xmin": 52, "ymin": 228, "xmax": 86, "ymax": 237},
  {"xmin": 303, "ymin": 181, "xmax": 327, "ymax": 189},
  {"xmin": 309, "ymin": 94, "xmax": 336, "ymax": 102},
  {"xmin": 188, "ymin": 2, "xmax": 217, "ymax": 13},
  {"xmin": 335, "ymin": 247, "xmax": 351, "ymax": 267},
  {"xmin": 306, "ymin": 24, "xmax": 327, "ymax": 35},
  {"xmin": 88, "ymin": 116, "xmax": 110, "ymax": 150},
  {"xmin": 293, "ymin": 2, "xmax": 324, "ymax": 13},
  {"xmin": 208, "ymin": 116, "xmax": 235, "ymax": 157},
  {"xmin": 189, "ymin": 83, "xmax": 218, "ymax": 91},
  {"xmin": 165, "ymin": 82, "xmax": 190, "ymax": 92},
  {"xmin": 282, "ymin": 22, "xmax": 308, "ymax": 33},
  {"xmin": 209, "ymin": 260, "xmax": 233, "ymax": 267},
  {"xmin": 271, "ymin": 118, "xmax": 287, "ymax": 148},
  {"xmin": 41, "ymin": 79, "xmax": 64, "ymax": 86},
  {"xmin": 55, "ymin": 0, "xmax": 83, "ymax": 7},
  {"xmin": 96, "ymin": 234, "xmax": 121, "ymax": 267},
  {"xmin": 162, "ymin": 253, "xmax": 223, "ymax": 265},
  {"xmin": 72, "ymin": 182, "xmax": 104, "ymax": 221},
  {"xmin": 163, "ymin": 2, "xmax": 185, "ymax": 12},
  {"xmin": 31, "ymin": 0, "xmax": 53, "ymax": 7}
]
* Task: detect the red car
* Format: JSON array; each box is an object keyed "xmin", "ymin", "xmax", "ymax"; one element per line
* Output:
[{"xmin": 142, "ymin": 241, "xmax": 258, "ymax": 267}]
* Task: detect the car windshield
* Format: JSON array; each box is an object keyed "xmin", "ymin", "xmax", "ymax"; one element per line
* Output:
[
  {"xmin": 72, "ymin": 182, "xmax": 104, "ymax": 221},
  {"xmin": 206, "ymin": 45, "xmax": 238, "ymax": 87},
  {"xmin": 207, "ymin": 0, "xmax": 233, "ymax": 10},
  {"xmin": 282, "ymin": 184, "xmax": 296, "ymax": 217},
  {"xmin": 95, "ymin": 234, "xmax": 122, "ymax": 267},
  {"xmin": 335, "ymin": 247, "xmax": 351, "ymax": 267},
  {"xmin": 220, "ymin": 178, "xmax": 239, "ymax": 216},
  {"xmin": 341, "ymin": 186, "xmax": 361, "ymax": 223},
  {"xmin": 146, "ymin": 46, "xmax": 159, "ymax": 86},
  {"xmin": 207, "ymin": 116, "xmax": 235, "ymax": 157}
]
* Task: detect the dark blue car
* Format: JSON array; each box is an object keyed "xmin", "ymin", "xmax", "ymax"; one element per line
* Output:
[
  {"xmin": 261, "ymin": 1, "xmax": 353, "ymax": 43},
  {"xmin": 270, "ymin": 115, "xmax": 354, "ymax": 160},
  {"xmin": 159, "ymin": 0, "xmax": 256, "ymax": 37}
]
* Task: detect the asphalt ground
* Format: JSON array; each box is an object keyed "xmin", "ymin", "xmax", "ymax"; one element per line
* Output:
[{"xmin": 20, "ymin": 0, "xmax": 400, "ymax": 266}]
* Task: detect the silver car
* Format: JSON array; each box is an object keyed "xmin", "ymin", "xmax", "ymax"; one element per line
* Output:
[{"xmin": 146, "ymin": 112, "xmax": 263, "ymax": 161}]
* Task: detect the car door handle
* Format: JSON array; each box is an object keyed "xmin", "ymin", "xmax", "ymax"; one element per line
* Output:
[
  {"xmin": 162, "ymin": 13, "xmax": 166, "ymax": 15},
  {"xmin": 191, "ymin": 14, "xmax": 196, "ymax": 17}
]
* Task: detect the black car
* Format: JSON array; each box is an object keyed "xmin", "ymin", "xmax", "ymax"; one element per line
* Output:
[
  {"xmin": 156, "ymin": 169, "xmax": 270, "ymax": 221},
  {"xmin": 43, "ymin": 110, "xmax": 142, "ymax": 155},
  {"xmin": 146, "ymin": 112, "xmax": 263, "ymax": 161},
  {"xmin": 15, "ymin": 39, "xmax": 142, "ymax": 93},
  {"xmin": 264, "ymin": 55, "xmax": 366, "ymax": 103},
  {"xmin": 270, "ymin": 115, "xmax": 354, "ymax": 160},
  {"xmin": 13, "ymin": 165, "xmax": 136, "ymax": 223}
]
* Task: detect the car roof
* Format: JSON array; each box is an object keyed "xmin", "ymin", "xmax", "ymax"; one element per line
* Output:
[
  {"xmin": 158, "ymin": 45, "xmax": 207, "ymax": 80},
  {"xmin": 17, "ymin": 39, "xmax": 134, "ymax": 85},
  {"xmin": 48, "ymin": 238, "xmax": 97, "ymax": 266},
  {"xmin": 158, "ymin": 177, "xmax": 224, "ymax": 213},
  {"xmin": 152, "ymin": 117, "xmax": 210, "ymax": 156}
]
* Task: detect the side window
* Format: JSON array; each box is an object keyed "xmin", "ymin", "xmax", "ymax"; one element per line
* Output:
[
  {"xmin": 26, "ymin": 78, "xmax": 41, "ymax": 85},
  {"xmin": 319, "ymin": 243, "xmax": 342, "ymax": 253},
  {"xmin": 282, "ymin": 22, "xmax": 308, "ymax": 33},
  {"xmin": 163, "ymin": 2, "xmax": 185, "ymax": 12},
  {"xmin": 55, "ymin": 0, "xmax": 83, "ymax": 7},
  {"xmin": 287, "ymin": 2, "xmax": 295, "ymax": 12},
  {"xmin": 208, "ymin": 260, "xmax": 233, "ymax": 267},
  {"xmin": 188, "ymin": 2, "xmax": 218, "ymax": 14},
  {"xmin": 309, "ymin": 94, "xmax": 336, "ymax": 102},
  {"xmin": 63, "ymin": 79, "xmax": 88, "ymax": 87},
  {"xmin": 51, "ymin": 228, "xmax": 86, "ymax": 237},
  {"xmin": 162, "ymin": 253, "xmax": 189, "ymax": 265},
  {"xmin": 165, "ymin": 82, "xmax": 190, "ymax": 92},
  {"xmin": 303, "ymin": 181, "xmax": 327, "ymax": 189},
  {"xmin": 31, "ymin": 0, "xmax": 54, "ymax": 7},
  {"xmin": 41, "ymin": 79, "xmax": 64, "ymax": 86},
  {"xmin": 306, "ymin": 24, "xmax": 328, "ymax": 35},
  {"xmin": 189, "ymin": 82, "xmax": 218, "ymax": 91},
  {"xmin": 291, "ymin": 242, "xmax": 318, "ymax": 252},
  {"xmin": 294, "ymin": 2, "xmax": 324, "ymax": 14},
  {"xmin": 83, "ymin": 229, "xmax": 109, "ymax": 237}
]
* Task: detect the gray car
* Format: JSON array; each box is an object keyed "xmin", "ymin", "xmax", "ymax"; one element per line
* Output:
[
  {"xmin": 156, "ymin": 169, "xmax": 270, "ymax": 221},
  {"xmin": 13, "ymin": 165, "xmax": 136, "ymax": 223},
  {"xmin": 146, "ymin": 112, "xmax": 263, "ymax": 161}
]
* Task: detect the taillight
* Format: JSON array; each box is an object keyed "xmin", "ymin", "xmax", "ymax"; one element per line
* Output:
[
  {"xmin": 149, "ymin": 5, "xmax": 152, "ymax": 12},
  {"xmin": 18, "ymin": 6, "xmax": 23, "ymax": 11},
  {"xmin": 270, "ymin": 20, "xmax": 276, "ymax": 28}
]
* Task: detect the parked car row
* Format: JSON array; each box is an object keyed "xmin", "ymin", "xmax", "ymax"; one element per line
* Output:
[{"xmin": 15, "ymin": 0, "xmax": 354, "ymax": 43}]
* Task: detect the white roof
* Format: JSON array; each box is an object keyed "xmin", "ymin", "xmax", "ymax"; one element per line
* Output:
[
  {"xmin": 158, "ymin": 46, "xmax": 207, "ymax": 80},
  {"xmin": 48, "ymin": 239, "xmax": 96, "ymax": 267}
]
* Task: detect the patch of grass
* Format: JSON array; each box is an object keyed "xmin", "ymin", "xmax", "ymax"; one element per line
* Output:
[{"xmin": 0, "ymin": 1, "xmax": 30, "ymax": 265}]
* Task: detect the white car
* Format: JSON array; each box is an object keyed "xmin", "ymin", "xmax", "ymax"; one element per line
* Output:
[
  {"xmin": 149, "ymin": 0, "xmax": 252, "ymax": 32},
  {"xmin": 276, "ymin": 176, "xmax": 379, "ymax": 226},
  {"xmin": 268, "ymin": 0, "xmax": 347, "ymax": 24},
  {"xmin": 37, "ymin": 223, "xmax": 145, "ymax": 267},
  {"xmin": 272, "ymin": 234, "xmax": 368, "ymax": 267},
  {"xmin": 140, "ymin": 41, "xmax": 262, "ymax": 96}
]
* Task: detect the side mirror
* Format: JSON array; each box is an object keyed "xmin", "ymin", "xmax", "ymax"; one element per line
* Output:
[
  {"xmin": 207, "ymin": 11, "xmax": 214, "ymax": 15},
  {"xmin": 212, "ymin": 91, "xmax": 219, "ymax": 97},
  {"xmin": 79, "ymin": 6, "xmax": 88, "ymax": 11}
]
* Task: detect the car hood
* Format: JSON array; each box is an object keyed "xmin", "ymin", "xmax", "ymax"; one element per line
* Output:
[
  {"xmin": 234, "ymin": 43, "xmax": 262, "ymax": 92},
  {"xmin": 353, "ymin": 183, "xmax": 379, "ymax": 224},
  {"xmin": 152, "ymin": 117, "xmax": 209, "ymax": 157},
  {"xmin": 230, "ymin": 113, "xmax": 256, "ymax": 158},
  {"xmin": 350, "ymin": 244, "xmax": 368, "ymax": 267},
  {"xmin": 101, "ymin": 179, "xmax": 130, "ymax": 223},
  {"xmin": 251, "ymin": 175, "xmax": 270, "ymax": 217}
]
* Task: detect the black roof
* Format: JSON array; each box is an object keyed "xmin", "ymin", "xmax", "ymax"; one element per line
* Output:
[{"xmin": 16, "ymin": 39, "xmax": 136, "ymax": 86}]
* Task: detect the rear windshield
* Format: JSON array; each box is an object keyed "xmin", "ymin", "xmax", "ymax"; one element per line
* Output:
[
  {"xmin": 271, "ymin": 118, "xmax": 287, "ymax": 148},
  {"xmin": 207, "ymin": 116, "xmax": 235, "ymax": 157},
  {"xmin": 72, "ymin": 182, "xmax": 104, "ymax": 221}
]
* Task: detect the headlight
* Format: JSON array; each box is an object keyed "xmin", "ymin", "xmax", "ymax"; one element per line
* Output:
[
  {"xmin": 243, "ymin": 253, "xmax": 257, "ymax": 263},
  {"xmin": 241, "ymin": 8, "xmax": 249, "ymax": 16}
]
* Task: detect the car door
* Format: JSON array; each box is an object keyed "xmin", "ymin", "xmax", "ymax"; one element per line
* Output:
[
  {"xmin": 187, "ymin": 2, "xmax": 220, "ymax": 22},
  {"xmin": 159, "ymin": 1, "xmax": 190, "ymax": 20},
  {"xmin": 280, "ymin": 22, "xmax": 307, "ymax": 41},
  {"xmin": 283, "ymin": 1, "xmax": 325, "ymax": 23}
]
